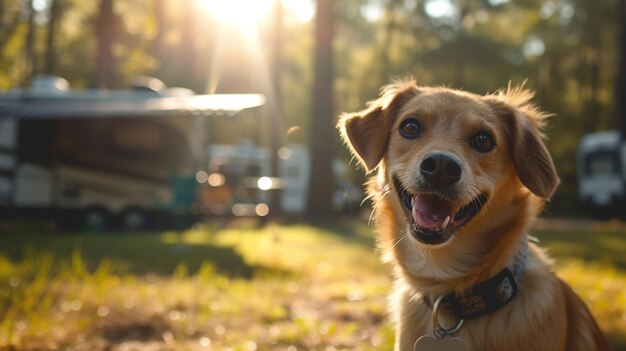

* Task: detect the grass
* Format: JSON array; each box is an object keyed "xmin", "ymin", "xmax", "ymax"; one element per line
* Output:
[
  {"xmin": 0, "ymin": 217, "xmax": 625, "ymax": 350},
  {"xmin": 534, "ymin": 218, "xmax": 626, "ymax": 348}
]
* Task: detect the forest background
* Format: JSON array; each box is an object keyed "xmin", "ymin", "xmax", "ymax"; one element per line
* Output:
[{"xmin": 1, "ymin": 0, "xmax": 623, "ymax": 215}]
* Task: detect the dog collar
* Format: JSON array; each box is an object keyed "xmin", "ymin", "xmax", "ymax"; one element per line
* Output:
[{"xmin": 424, "ymin": 237, "xmax": 529, "ymax": 321}]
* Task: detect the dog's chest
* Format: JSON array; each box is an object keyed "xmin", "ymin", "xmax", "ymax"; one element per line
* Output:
[{"xmin": 402, "ymin": 302, "xmax": 563, "ymax": 351}]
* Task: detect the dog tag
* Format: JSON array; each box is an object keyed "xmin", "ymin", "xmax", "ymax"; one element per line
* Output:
[{"xmin": 414, "ymin": 335, "xmax": 468, "ymax": 351}]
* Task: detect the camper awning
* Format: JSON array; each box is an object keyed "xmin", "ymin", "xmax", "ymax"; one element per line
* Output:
[{"xmin": 0, "ymin": 94, "xmax": 266, "ymax": 119}]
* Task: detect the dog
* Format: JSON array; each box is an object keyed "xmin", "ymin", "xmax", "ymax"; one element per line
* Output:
[{"xmin": 338, "ymin": 79, "xmax": 608, "ymax": 351}]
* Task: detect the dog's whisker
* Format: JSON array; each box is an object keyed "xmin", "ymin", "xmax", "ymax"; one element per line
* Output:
[
  {"xmin": 391, "ymin": 233, "xmax": 409, "ymax": 250},
  {"xmin": 361, "ymin": 191, "xmax": 378, "ymax": 207},
  {"xmin": 466, "ymin": 184, "xmax": 490, "ymax": 230},
  {"xmin": 367, "ymin": 208, "xmax": 375, "ymax": 227},
  {"xmin": 477, "ymin": 192, "xmax": 494, "ymax": 230},
  {"xmin": 367, "ymin": 202, "xmax": 380, "ymax": 226},
  {"xmin": 361, "ymin": 196, "xmax": 376, "ymax": 208},
  {"xmin": 364, "ymin": 183, "xmax": 393, "ymax": 227},
  {"xmin": 367, "ymin": 188, "xmax": 393, "ymax": 226}
]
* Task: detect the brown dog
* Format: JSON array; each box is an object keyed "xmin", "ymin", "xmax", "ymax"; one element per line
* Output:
[{"xmin": 339, "ymin": 80, "xmax": 608, "ymax": 351}]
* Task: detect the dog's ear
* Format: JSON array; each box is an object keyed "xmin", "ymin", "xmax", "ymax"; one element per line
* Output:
[
  {"xmin": 485, "ymin": 86, "xmax": 559, "ymax": 199},
  {"xmin": 339, "ymin": 81, "xmax": 418, "ymax": 172}
]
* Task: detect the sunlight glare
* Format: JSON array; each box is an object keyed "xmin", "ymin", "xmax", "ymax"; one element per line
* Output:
[
  {"xmin": 281, "ymin": 0, "xmax": 315, "ymax": 23},
  {"xmin": 424, "ymin": 0, "xmax": 457, "ymax": 19},
  {"xmin": 488, "ymin": 0, "xmax": 510, "ymax": 5},
  {"xmin": 33, "ymin": 0, "xmax": 50, "ymax": 12},
  {"xmin": 258, "ymin": 177, "xmax": 273, "ymax": 191},
  {"xmin": 200, "ymin": 0, "xmax": 273, "ymax": 32},
  {"xmin": 361, "ymin": 4, "xmax": 383, "ymax": 22}
]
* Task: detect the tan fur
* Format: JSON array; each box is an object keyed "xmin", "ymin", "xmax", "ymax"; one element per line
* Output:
[{"xmin": 338, "ymin": 80, "xmax": 608, "ymax": 351}]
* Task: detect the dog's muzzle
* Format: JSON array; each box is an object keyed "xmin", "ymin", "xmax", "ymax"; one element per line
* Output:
[{"xmin": 392, "ymin": 171, "xmax": 488, "ymax": 246}]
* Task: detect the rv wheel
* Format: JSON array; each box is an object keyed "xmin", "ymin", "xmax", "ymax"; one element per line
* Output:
[
  {"xmin": 84, "ymin": 207, "xmax": 111, "ymax": 232},
  {"xmin": 120, "ymin": 208, "xmax": 148, "ymax": 231}
]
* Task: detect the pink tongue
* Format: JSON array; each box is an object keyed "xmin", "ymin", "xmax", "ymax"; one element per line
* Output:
[{"xmin": 412, "ymin": 195, "xmax": 456, "ymax": 230}]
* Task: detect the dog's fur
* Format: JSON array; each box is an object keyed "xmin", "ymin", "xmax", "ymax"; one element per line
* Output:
[{"xmin": 339, "ymin": 80, "xmax": 608, "ymax": 351}]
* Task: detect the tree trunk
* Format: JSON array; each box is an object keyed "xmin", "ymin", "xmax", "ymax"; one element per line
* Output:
[
  {"xmin": 44, "ymin": 0, "xmax": 62, "ymax": 75},
  {"xmin": 0, "ymin": 2, "xmax": 21, "ymax": 50},
  {"xmin": 23, "ymin": 0, "xmax": 36, "ymax": 86},
  {"xmin": 152, "ymin": 0, "xmax": 165, "ymax": 63},
  {"xmin": 589, "ymin": 48, "xmax": 600, "ymax": 130},
  {"xmin": 95, "ymin": 0, "xmax": 115, "ymax": 88},
  {"xmin": 307, "ymin": 0, "xmax": 334, "ymax": 216},
  {"xmin": 269, "ymin": 0, "xmax": 284, "ymax": 215},
  {"xmin": 617, "ymin": 0, "xmax": 626, "ymax": 135},
  {"xmin": 180, "ymin": 0, "xmax": 197, "ymax": 90},
  {"xmin": 380, "ymin": 0, "xmax": 402, "ymax": 84}
]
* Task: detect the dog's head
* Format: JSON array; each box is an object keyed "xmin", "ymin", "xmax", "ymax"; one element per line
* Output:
[{"xmin": 339, "ymin": 80, "xmax": 558, "ymax": 248}]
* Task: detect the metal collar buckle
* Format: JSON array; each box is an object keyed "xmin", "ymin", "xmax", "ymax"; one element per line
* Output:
[{"xmin": 433, "ymin": 295, "xmax": 464, "ymax": 338}]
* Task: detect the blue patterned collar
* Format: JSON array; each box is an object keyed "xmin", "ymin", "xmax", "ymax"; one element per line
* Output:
[{"xmin": 424, "ymin": 237, "xmax": 529, "ymax": 321}]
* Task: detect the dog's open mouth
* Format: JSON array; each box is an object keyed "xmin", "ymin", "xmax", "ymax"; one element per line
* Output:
[{"xmin": 393, "ymin": 176, "xmax": 488, "ymax": 245}]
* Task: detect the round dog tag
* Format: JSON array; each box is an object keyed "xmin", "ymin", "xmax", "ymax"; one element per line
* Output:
[{"xmin": 414, "ymin": 335, "xmax": 468, "ymax": 351}]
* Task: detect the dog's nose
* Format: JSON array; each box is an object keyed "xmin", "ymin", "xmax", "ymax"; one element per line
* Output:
[{"xmin": 420, "ymin": 153, "xmax": 462, "ymax": 187}]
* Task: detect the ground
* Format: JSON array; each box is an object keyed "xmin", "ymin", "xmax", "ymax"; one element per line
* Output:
[{"xmin": 0, "ymin": 217, "xmax": 625, "ymax": 350}]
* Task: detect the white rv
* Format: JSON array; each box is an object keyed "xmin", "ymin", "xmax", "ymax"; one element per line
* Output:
[
  {"xmin": 202, "ymin": 141, "xmax": 362, "ymax": 216},
  {"xmin": 577, "ymin": 130, "xmax": 626, "ymax": 212},
  {"xmin": 0, "ymin": 75, "xmax": 264, "ymax": 230}
]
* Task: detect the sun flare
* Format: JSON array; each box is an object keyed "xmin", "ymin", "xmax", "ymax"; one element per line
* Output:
[{"xmin": 199, "ymin": 0, "xmax": 274, "ymax": 33}]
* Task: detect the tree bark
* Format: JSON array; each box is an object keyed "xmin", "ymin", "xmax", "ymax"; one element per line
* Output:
[
  {"xmin": 152, "ymin": 0, "xmax": 165, "ymax": 63},
  {"xmin": 95, "ymin": 0, "xmax": 115, "ymax": 88},
  {"xmin": 617, "ymin": 0, "xmax": 626, "ymax": 135},
  {"xmin": 23, "ymin": 0, "xmax": 36, "ymax": 86},
  {"xmin": 180, "ymin": 0, "xmax": 197, "ymax": 90},
  {"xmin": 0, "ymin": 3, "xmax": 21, "ymax": 50},
  {"xmin": 588, "ymin": 48, "xmax": 600, "ymax": 130},
  {"xmin": 307, "ymin": 0, "xmax": 334, "ymax": 216},
  {"xmin": 269, "ymin": 0, "xmax": 284, "ymax": 215},
  {"xmin": 44, "ymin": 0, "xmax": 62, "ymax": 75},
  {"xmin": 380, "ymin": 0, "xmax": 402, "ymax": 84}
]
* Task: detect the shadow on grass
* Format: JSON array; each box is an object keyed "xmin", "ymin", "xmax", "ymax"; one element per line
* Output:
[{"xmin": 0, "ymin": 231, "xmax": 291, "ymax": 279}]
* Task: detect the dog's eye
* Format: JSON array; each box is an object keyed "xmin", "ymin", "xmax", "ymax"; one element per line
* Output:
[
  {"xmin": 399, "ymin": 118, "xmax": 421, "ymax": 139},
  {"xmin": 472, "ymin": 131, "xmax": 495, "ymax": 153}
]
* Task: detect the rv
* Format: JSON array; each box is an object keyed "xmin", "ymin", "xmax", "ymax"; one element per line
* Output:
[
  {"xmin": 201, "ymin": 141, "xmax": 363, "ymax": 216},
  {"xmin": 0, "ymin": 75, "xmax": 264, "ymax": 230},
  {"xmin": 577, "ymin": 130, "xmax": 626, "ymax": 215}
]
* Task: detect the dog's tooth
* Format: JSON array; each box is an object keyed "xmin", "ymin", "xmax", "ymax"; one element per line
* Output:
[{"xmin": 442, "ymin": 216, "xmax": 451, "ymax": 229}]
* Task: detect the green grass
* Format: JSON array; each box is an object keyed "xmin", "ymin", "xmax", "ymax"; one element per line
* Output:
[
  {"xmin": 534, "ymin": 219, "xmax": 626, "ymax": 348},
  {"xmin": 0, "ymin": 218, "xmax": 625, "ymax": 350}
]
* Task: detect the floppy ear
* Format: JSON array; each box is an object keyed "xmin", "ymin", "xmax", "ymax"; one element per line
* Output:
[
  {"xmin": 338, "ymin": 81, "xmax": 418, "ymax": 172},
  {"xmin": 486, "ymin": 87, "xmax": 559, "ymax": 199}
]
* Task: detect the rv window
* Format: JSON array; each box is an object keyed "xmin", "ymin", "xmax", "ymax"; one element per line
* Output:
[
  {"xmin": 585, "ymin": 151, "xmax": 621, "ymax": 176},
  {"xmin": 113, "ymin": 124, "xmax": 163, "ymax": 153},
  {"xmin": 286, "ymin": 165, "xmax": 300, "ymax": 178},
  {"xmin": 17, "ymin": 119, "xmax": 57, "ymax": 164},
  {"xmin": 247, "ymin": 164, "xmax": 261, "ymax": 177}
]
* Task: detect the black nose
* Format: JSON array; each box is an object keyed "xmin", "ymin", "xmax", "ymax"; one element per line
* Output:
[{"xmin": 420, "ymin": 153, "xmax": 462, "ymax": 187}]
